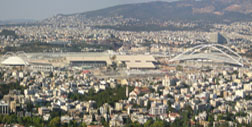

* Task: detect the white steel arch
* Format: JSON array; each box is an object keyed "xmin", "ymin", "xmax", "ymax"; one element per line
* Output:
[{"xmin": 169, "ymin": 44, "xmax": 244, "ymax": 66}]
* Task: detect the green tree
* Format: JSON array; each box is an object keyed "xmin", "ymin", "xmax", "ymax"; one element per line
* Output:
[
  {"xmin": 49, "ymin": 117, "xmax": 61, "ymax": 127},
  {"xmin": 144, "ymin": 119, "xmax": 153, "ymax": 127},
  {"xmin": 181, "ymin": 111, "xmax": 190, "ymax": 127},
  {"xmin": 32, "ymin": 117, "xmax": 43, "ymax": 127},
  {"xmin": 68, "ymin": 86, "xmax": 134, "ymax": 107},
  {"xmin": 235, "ymin": 111, "xmax": 247, "ymax": 117},
  {"xmin": 17, "ymin": 117, "xmax": 23, "ymax": 125},
  {"xmin": 101, "ymin": 117, "xmax": 109, "ymax": 127},
  {"xmin": 150, "ymin": 120, "xmax": 165, "ymax": 127},
  {"xmin": 81, "ymin": 122, "xmax": 87, "ymax": 127},
  {"xmin": 171, "ymin": 118, "xmax": 183, "ymax": 127},
  {"xmin": 126, "ymin": 121, "xmax": 143, "ymax": 127},
  {"xmin": 9, "ymin": 115, "xmax": 17, "ymax": 123},
  {"xmin": 176, "ymin": 65, "xmax": 183, "ymax": 71},
  {"xmin": 207, "ymin": 113, "xmax": 214, "ymax": 126},
  {"xmin": 68, "ymin": 120, "xmax": 78, "ymax": 127}
]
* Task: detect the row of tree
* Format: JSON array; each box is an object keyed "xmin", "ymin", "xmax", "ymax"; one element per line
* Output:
[{"xmin": 0, "ymin": 114, "xmax": 89, "ymax": 127}]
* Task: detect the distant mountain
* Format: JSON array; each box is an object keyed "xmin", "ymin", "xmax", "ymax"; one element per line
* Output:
[
  {"xmin": 0, "ymin": 19, "xmax": 36, "ymax": 25},
  {"xmin": 43, "ymin": 0, "xmax": 252, "ymax": 25}
]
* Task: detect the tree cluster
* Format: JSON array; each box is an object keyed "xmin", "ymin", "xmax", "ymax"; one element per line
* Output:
[
  {"xmin": 68, "ymin": 85, "xmax": 134, "ymax": 107},
  {"xmin": 0, "ymin": 82, "xmax": 25, "ymax": 99}
]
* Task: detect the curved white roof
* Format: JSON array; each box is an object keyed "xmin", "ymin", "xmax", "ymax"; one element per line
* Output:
[{"xmin": 1, "ymin": 56, "xmax": 29, "ymax": 66}]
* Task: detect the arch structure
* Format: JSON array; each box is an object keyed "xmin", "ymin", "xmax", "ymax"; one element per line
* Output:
[
  {"xmin": 1, "ymin": 52, "xmax": 29, "ymax": 66},
  {"xmin": 2, "ymin": 51, "xmax": 28, "ymax": 59},
  {"xmin": 169, "ymin": 44, "xmax": 244, "ymax": 67}
]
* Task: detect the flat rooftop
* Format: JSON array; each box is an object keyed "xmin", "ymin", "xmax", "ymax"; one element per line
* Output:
[{"xmin": 26, "ymin": 52, "xmax": 157, "ymax": 69}]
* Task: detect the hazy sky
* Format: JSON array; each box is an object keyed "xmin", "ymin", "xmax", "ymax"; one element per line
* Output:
[{"xmin": 0, "ymin": 0, "xmax": 177, "ymax": 20}]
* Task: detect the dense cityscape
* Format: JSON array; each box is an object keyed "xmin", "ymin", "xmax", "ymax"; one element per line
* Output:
[{"xmin": 0, "ymin": 0, "xmax": 252, "ymax": 127}]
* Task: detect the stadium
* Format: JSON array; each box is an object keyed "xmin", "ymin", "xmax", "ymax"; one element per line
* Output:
[
  {"xmin": 169, "ymin": 44, "xmax": 248, "ymax": 67},
  {"xmin": 0, "ymin": 52, "xmax": 157, "ymax": 71}
]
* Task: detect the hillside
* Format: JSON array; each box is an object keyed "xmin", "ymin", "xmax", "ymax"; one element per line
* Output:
[
  {"xmin": 79, "ymin": 0, "xmax": 252, "ymax": 23},
  {"xmin": 42, "ymin": 0, "xmax": 252, "ymax": 30}
]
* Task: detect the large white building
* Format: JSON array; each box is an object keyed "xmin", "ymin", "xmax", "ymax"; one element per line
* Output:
[
  {"xmin": 66, "ymin": 54, "xmax": 157, "ymax": 69},
  {"xmin": 1, "ymin": 56, "xmax": 29, "ymax": 66}
]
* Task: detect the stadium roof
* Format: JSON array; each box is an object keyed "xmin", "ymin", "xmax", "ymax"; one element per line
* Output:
[
  {"xmin": 1, "ymin": 56, "xmax": 29, "ymax": 66},
  {"xmin": 66, "ymin": 55, "xmax": 157, "ymax": 69},
  {"xmin": 125, "ymin": 62, "xmax": 156, "ymax": 69},
  {"xmin": 67, "ymin": 57, "xmax": 112, "ymax": 65},
  {"xmin": 116, "ymin": 55, "xmax": 156, "ymax": 62}
]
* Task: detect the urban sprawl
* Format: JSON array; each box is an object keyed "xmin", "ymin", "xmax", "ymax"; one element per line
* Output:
[{"xmin": 0, "ymin": 19, "xmax": 251, "ymax": 127}]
